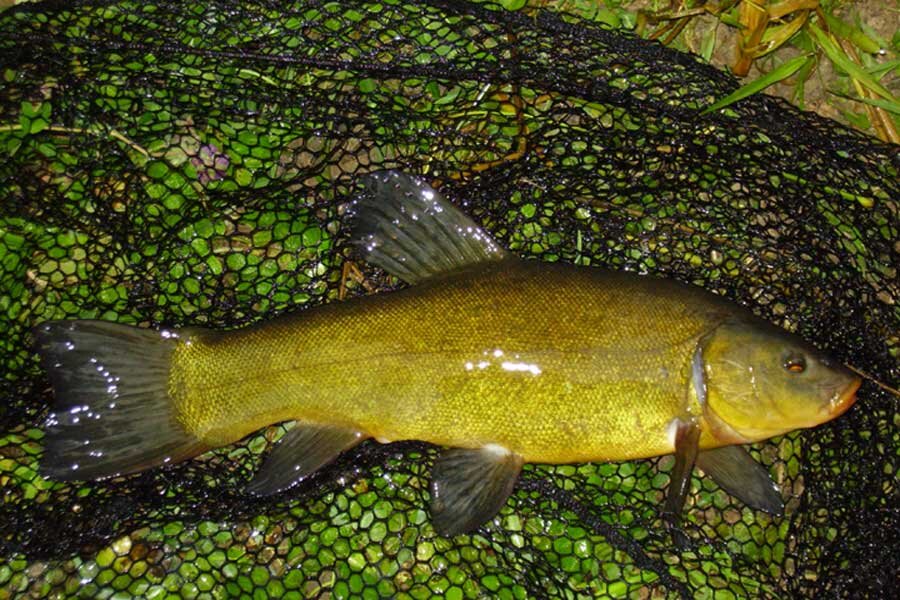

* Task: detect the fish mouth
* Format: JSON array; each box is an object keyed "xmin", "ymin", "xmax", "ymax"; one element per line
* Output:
[
  {"xmin": 704, "ymin": 376, "xmax": 863, "ymax": 443},
  {"xmin": 822, "ymin": 376, "xmax": 861, "ymax": 419}
]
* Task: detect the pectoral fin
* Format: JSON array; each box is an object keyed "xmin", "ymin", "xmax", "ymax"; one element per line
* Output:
[
  {"xmin": 663, "ymin": 419, "xmax": 701, "ymax": 518},
  {"xmin": 430, "ymin": 445, "xmax": 524, "ymax": 536},
  {"xmin": 697, "ymin": 446, "xmax": 784, "ymax": 516},
  {"xmin": 246, "ymin": 422, "xmax": 365, "ymax": 496},
  {"xmin": 662, "ymin": 419, "xmax": 701, "ymax": 548}
]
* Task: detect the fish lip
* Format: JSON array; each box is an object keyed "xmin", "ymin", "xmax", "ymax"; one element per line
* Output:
[{"xmin": 824, "ymin": 376, "xmax": 861, "ymax": 418}]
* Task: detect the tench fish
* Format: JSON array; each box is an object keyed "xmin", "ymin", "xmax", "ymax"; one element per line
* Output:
[{"xmin": 34, "ymin": 170, "xmax": 861, "ymax": 535}]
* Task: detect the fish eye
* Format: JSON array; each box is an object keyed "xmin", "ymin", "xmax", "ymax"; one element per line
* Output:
[{"xmin": 783, "ymin": 354, "xmax": 807, "ymax": 374}]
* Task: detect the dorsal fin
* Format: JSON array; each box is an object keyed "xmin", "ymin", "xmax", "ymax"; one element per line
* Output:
[{"xmin": 351, "ymin": 171, "xmax": 508, "ymax": 284}]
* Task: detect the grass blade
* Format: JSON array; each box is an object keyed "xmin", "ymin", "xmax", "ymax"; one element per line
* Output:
[
  {"xmin": 821, "ymin": 11, "xmax": 882, "ymax": 55},
  {"xmin": 807, "ymin": 22, "xmax": 898, "ymax": 106},
  {"xmin": 867, "ymin": 58, "xmax": 900, "ymax": 78},
  {"xmin": 702, "ymin": 55, "xmax": 810, "ymax": 114},
  {"xmin": 840, "ymin": 95, "xmax": 900, "ymax": 116}
]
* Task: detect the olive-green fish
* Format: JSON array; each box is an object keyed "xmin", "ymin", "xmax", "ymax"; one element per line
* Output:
[{"xmin": 35, "ymin": 171, "xmax": 861, "ymax": 535}]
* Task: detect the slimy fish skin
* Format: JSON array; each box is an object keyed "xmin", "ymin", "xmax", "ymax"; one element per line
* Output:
[{"xmin": 34, "ymin": 171, "xmax": 861, "ymax": 536}]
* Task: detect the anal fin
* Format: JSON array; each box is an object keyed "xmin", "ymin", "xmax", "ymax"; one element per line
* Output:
[
  {"xmin": 430, "ymin": 445, "xmax": 524, "ymax": 536},
  {"xmin": 697, "ymin": 445, "xmax": 784, "ymax": 516},
  {"xmin": 246, "ymin": 422, "xmax": 365, "ymax": 496}
]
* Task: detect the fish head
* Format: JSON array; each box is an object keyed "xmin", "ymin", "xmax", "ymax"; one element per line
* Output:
[{"xmin": 698, "ymin": 318, "xmax": 861, "ymax": 443}]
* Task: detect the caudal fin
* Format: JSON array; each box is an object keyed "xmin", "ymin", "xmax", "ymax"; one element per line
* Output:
[{"xmin": 33, "ymin": 320, "xmax": 206, "ymax": 481}]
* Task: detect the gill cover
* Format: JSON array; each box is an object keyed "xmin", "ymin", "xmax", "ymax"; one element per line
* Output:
[{"xmin": 697, "ymin": 318, "xmax": 860, "ymax": 443}]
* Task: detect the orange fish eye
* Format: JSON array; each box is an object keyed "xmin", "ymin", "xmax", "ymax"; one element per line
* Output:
[{"xmin": 784, "ymin": 355, "xmax": 807, "ymax": 374}]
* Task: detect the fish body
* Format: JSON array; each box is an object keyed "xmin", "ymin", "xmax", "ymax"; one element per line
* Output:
[
  {"xmin": 34, "ymin": 171, "xmax": 861, "ymax": 536},
  {"xmin": 176, "ymin": 259, "xmax": 724, "ymax": 462}
]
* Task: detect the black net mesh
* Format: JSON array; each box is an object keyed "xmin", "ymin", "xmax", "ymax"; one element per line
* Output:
[{"xmin": 0, "ymin": 1, "xmax": 897, "ymax": 598}]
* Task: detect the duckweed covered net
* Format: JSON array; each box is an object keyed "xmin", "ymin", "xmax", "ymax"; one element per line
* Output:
[{"xmin": 0, "ymin": 0, "xmax": 897, "ymax": 598}]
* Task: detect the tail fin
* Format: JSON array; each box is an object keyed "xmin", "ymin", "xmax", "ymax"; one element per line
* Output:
[{"xmin": 33, "ymin": 320, "xmax": 206, "ymax": 481}]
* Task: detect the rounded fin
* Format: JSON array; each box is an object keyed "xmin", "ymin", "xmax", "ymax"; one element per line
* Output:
[
  {"xmin": 430, "ymin": 445, "xmax": 524, "ymax": 536},
  {"xmin": 696, "ymin": 445, "xmax": 784, "ymax": 516},
  {"xmin": 351, "ymin": 170, "xmax": 508, "ymax": 284},
  {"xmin": 245, "ymin": 422, "xmax": 365, "ymax": 496}
]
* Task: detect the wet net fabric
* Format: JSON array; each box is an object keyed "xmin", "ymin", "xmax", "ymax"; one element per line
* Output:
[{"xmin": 0, "ymin": 1, "xmax": 897, "ymax": 598}]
